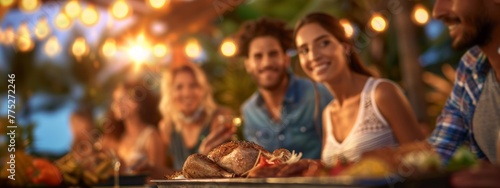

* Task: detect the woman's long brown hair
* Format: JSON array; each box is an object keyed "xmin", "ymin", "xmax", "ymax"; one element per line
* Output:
[{"xmin": 294, "ymin": 12, "xmax": 374, "ymax": 77}]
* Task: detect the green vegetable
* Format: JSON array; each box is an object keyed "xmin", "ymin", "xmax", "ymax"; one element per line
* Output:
[{"xmin": 446, "ymin": 146, "xmax": 478, "ymax": 172}]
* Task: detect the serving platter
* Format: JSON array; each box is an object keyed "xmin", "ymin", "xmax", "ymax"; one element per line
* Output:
[{"xmin": 151, "ymin": 173, "xmax": 451, "ymax": 188}]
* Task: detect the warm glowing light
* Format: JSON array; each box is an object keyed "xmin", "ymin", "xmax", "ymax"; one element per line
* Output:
[
  {"xmin": 4, "ymin": 27, "xmax": 15, "ymax": 45},
  {"xmin": 232, "ymin": 117, "xmax": 242, "ymax": 126},
  {"xmin": 370, "ymin": 14, "xmax": 387, "ymax": 32},
  {"xmin": 0, "ymin": 29, "xmax": 4, "ymax": 44},
  {"xmin": 55, "ymin": 12, "xmax": 72, "ymax": 30},
  {"xmin": 0, "ymin": 0, "xmax": 15, "ymax": 7},
  {"xmin": 72, "ymin": 37, "xmax": 88, "ymax": 57},
  {"xmin": 147, "ymin": 0, "xmax": 169, "ymax": 9},
  {"xmin": 339, "ymin": 19, "xmax": 354, "ymax": 38},
  {"xmin": 44, "ymin": 36, "xmax": 61, "ymax": 57},
  {"xmin": 102, "ymin": 38, "xmax": 116, "ymax": 58},
  {"xmin": 153, "ymin": 43, "xmax": 168, "ymax": 58},
  {"xmin": 220, "ymin": 39, "xmax": 236, "ymax": 57},
  {"xmin": 16, "ymin": 23, "xmax": 34, "ymax": 52},
  {"xmin": 111, "ymin": 0, "xmax": 130, "ymax": 19},
  {"xmin": 64, "ymin": 0, "xmax": 82, "ymax": 18},
  {"xmin": 127, "ymin": 34, "xmax": 151, "ymax": 63},
  {"xmin": 20, "ymin": 0, "xmax": 40, "ymax": 12},
  {"xmin": 185, "ymin": 39, "xmax": 201, "ymax": 59},
  {"xmin": 80, "ymin": 5, "xmax": 99, "ymax": 26},
  {"xmin": 35, "ymin": 17, "xmax": 51, "ymax": 40},
  {"xmin": 413, "ymin": 4, "xmax": 430, "ymax": 25}
]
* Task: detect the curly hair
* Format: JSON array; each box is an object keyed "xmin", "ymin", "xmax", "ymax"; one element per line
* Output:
[{"xmin": 235, "ymin": 18, "xmax": 294, "ymax": 57}]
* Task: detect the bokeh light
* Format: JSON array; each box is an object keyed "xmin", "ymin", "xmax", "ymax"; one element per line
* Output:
[
  {"xmin": 111, "ymin": 0, "xmax": 131, "ymax": 20},
  {"xmin": 35, "ymin": 17, "xmax": 51, "ymax": 40},
  {"xmin": 72, "ymin": 37, "xmax": 88, "ymax": 57},
  {"xmin": 64, "ymin": 0, "xmax": 82, "ymax": 19},
  {"xmin": 101, "ymin": 38, "xmax": 117, "ymax": 58},
  {"xmin": 147, "ymin": 0, "xmax": 169, "ymax": 9},
  {"xmin": 413, "ymin": 4, "xmax": 430, "ymax": 25},
  {"xmin": 153, "ymin": 43, "xmax": 168, "ymax": 58},
  {"xmin": 220, "ymin": 39, "xmax": 236, "ymax": 57},
  {"xmin": 339, "ymin": 19, "xmax": 354, "ymax": 38},
  {"xmin": 185, "ymin": 39, "xmax": 202, "ymax": 59},
  {"xmin": 370, "ymin": 14, "xmax": 387, "ymax": 32},
  {"xmin": 44, "ymin": 36, "xmax": 61, "ymax": 57},
  {"xmin": 20, "ymin": 0, "xmax": 40, "ymax": 13},
  {"xmin": 80, "ymin": 5, "xmax": 99, "ymax": 26},
  {"xmin": 55, "ymin": 12, "xmax": 72, "ymax": 30}
]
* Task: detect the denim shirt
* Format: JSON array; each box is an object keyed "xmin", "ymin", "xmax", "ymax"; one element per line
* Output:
[
  {"xmin": 242, "ymin": 74, "xmax": 333, "ymax": 159},
  {"xmin": 428, "ymin": 46, "xmax": 490, "ymax": 164}
]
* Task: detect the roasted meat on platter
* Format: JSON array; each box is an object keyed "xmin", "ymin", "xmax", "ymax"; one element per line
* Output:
[
  {"xmin": 182, "ymin": 154, "xmax": 234, "ymax": 179},
  {"xmin": 174, "ymin": 141, "xmax": 322, "ymax": 179}
]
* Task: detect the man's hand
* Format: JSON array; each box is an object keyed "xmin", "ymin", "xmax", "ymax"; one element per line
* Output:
[{"xmin": 451, "ymin": 161, "xmax": 500, "ymax": 188}]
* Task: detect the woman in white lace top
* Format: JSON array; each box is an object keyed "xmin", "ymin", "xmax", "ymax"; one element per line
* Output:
[{"xmin": 294, "ymin": 12, "xmax": 425, "ymax": 166}]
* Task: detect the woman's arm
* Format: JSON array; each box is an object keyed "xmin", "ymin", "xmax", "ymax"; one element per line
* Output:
[
  {"xmin": 144, "ymin": 130, "xmax": 173, "ymax": 178},
  {"xmin": 158, "ymin": 119, "xmax": 172, "ymax": 148},
  {"xmin": 374, "ymin": 81, "xmax": 425, "ymax": 144}
]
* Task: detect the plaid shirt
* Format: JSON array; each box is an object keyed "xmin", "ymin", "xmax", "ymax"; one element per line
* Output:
[{"xmin": 428, "ymin": 46, "xmax": 491, "ymax": 163}]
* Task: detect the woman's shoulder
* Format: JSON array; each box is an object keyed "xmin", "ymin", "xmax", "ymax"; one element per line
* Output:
[{"xmin": 372, "ymin": 78, "xmax": 402, "ymax": 101}]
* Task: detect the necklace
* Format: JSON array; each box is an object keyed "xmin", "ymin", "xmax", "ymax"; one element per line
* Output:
[{"xmin": 179, "ymin": 106, "xmax": 204, "ymax": 124}]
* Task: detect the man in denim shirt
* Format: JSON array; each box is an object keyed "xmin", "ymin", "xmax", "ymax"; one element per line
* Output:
[{"xmin": 234, "ymin": 18, "xmax": 332, "ymax": 159}]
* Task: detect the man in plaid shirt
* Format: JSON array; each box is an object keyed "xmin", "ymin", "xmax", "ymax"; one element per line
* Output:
[{"xmin": 430, "ymin": 0, "xmax": 500, "ymax": 186}]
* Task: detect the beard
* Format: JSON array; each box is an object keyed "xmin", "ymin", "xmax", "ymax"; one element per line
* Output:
[
  {"xmin": 251, "ymin": 66, "xmax": 288, "ymax": 91},
  {"xmin": 452, "ymin": 6, "xmax": 493, "ymax": 50}
]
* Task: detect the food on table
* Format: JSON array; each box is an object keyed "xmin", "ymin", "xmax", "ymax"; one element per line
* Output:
[
  {"xmin": 182, "ymin": 153, "xmax": 234, "ymax": 178},
  {"xmin": 339, "ymin": 158, "xmax": 392, "ymax": 178},
  {"xmin": 207, "ymin": 141, "xmax": 271, "ymax": 176},
  {"xmin": 55, "ymin": 151, "xmax": 113, "ymax": 186},
  {"xmin": 446, "ymin": 146, "xmax": 478, "ymax": 172}
]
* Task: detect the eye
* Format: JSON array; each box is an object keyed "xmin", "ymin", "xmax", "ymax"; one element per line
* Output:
[
  {"xmin": 299, "ymin": 47, "xmax": 309, "ymax": 55},
  {"xmin": 320, "ymin": 40, "xmax": 330, "ymax": 47}
]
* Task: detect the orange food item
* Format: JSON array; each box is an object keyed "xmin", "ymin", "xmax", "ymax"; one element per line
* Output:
[{"xmin": 28, "ymin": 158, "xmax": 63, "ymax": 186}]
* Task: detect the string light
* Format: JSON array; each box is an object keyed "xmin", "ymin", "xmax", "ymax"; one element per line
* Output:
[
  {"xmin": 4, "ymin": 27, "xmax": 15, "ymax": 45},
  {"xmin": 34, "ymin": 17, "xmax": 51, "ymax": 40},
  {"xmin": 64, "ymin": 0, "xmax": 82, "ymax": 19},
  {"xmin": 339, "ymin": 19, "xmax": 354, "ymax": 38},
  {"xmin": 147, "ymin": 0, "xmax": 169, "ymax": 9},
  {"xmin": 153, "ymin": 43, "xmax": 168, "ymax": 58},
  {"xmin": 127, "ymin": 34, "xmax": 151, "ymax": 63},
  {"xmin": 16, "ymin": 23, "xmax": 34, "ymax": 52},
  {"xmin": 19, "ymin": 0, "xmax": 40, "ymax": 12},
  {"xmin": 110, "ymin": 0, "xmax": 131, "ymax": 20},
  {"xmin": 185, "ymin": 38, "xmax": 201, "ymax": 59},
  {"xmin": 0, "ymin": 0, "xmax": 15, "ymax": 7},
  {"xmin": 101, "ymin": 38, "xmax": 116, "ymax": 58},
  {"xmin": 44, "ymin": 36, "xmax": 61, "ymax": 57},
  {"xmin": 72, "ymin": 37, "xmax": 88, "ymax": 57},
  {"xmin": 412, "ymin": 4, "xmax": 430, "ymax": 25},
  {"xmin": 80, "ymin": 5, "xmax": 99, "ymax": 26},
  {"xmin": 370, "ymin": 14, "xmax": 387, "ymax": 32},
  {"xmin": 55, "ymin": 11, "xmax": 72, "ymax": 30},
  {"xmin": 220, "ymin": 39, "xmax": 236, "ymax": 57}
]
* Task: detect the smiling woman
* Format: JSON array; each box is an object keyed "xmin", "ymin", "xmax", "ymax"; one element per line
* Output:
[{"xmin": 294, "ymin": 12, "xmax": 425, "ymax": 165}]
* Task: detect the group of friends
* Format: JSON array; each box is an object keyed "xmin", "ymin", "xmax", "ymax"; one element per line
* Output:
[{"xmin": 70, "ymin": 0, "xmax": 500, "ymax": 186}]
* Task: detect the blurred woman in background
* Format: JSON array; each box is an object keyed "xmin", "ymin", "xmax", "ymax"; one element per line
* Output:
[
  {"xmin": 101, "ymin": 79, "xmax": 168, "ymax": 178},
  {"xmin": 294, "ymin": 12, "xmax": 424, "ymax": 165},
  {"xmin": 159, "ymin": 62, "xmax": 235, "ymax": 170}
]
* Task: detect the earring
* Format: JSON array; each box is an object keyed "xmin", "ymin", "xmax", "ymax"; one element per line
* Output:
[{"xmin": 345, "ymin": 52, "xmax": 351, "ymax": 64}]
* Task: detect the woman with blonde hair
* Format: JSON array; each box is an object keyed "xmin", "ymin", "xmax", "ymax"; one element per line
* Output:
[{"xmin": 159, "ymin": 62, "xmax": 235, "ymax": 170}]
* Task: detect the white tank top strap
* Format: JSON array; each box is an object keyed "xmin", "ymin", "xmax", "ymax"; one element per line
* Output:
[{"xmin": 321, "ymin": 77, "xmax": 398, "ymax": 165}]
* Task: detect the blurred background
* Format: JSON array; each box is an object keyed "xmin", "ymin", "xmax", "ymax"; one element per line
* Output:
[{"xmin": 0, "ymin": 0, "xmax": 461, "ymax": 159}]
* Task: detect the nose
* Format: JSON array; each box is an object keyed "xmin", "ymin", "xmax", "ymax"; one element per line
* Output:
[
  {"xmin": 308, "ymin": 46, "xmax": 321, "ymax": 63},
  {"xmin": 432, "ymin": 0, "xmax": 450, "ymax": 20}
]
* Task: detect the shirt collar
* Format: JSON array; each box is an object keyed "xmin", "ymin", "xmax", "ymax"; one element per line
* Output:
[{"xmin": 255, "ymin": 72, "xmax": 299, "ymax": 107}]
